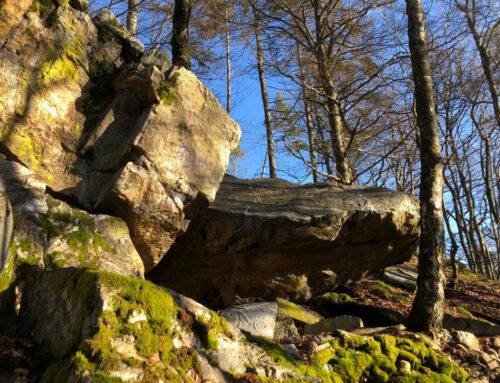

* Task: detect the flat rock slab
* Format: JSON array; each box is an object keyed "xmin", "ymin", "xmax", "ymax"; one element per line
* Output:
[
  {"xmin": 304, "ymin": 316, "xmax": 364, "ymax": 335},
  {"xmin": 383, "ymin": 266, "xmax": 417, "ymax": 290},
  {"xmin": 149, "ymin": 176, "xmax": 420, "ymax": 307},
  {"xmin": 444, "ymin": 315, "xmax": 500, "ymax": 337},
  {"xmin": 219, "ymin": 302, "xmax": 278, "ymax": 338}
]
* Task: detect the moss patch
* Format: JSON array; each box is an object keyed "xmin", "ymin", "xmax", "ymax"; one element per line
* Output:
[
  {"xmin": 36, "ymin": 206, "xmax": 115, "ymax": 269},
  {"xmin": 39, "ymin": 271, "xmax": 201, "ymax": 382},
  {"xmin": 276, "ymin": 297, "xmax": 322, "ymax": 324},
  {"xmin": 193, "ymin": 311, "xmax": 232, "ymax": 350},
  {"xmin": 36, "ymin": 36, "xmax": 86, "ymax": 88},
  {"xmin": 245, "ymin": 330, "xmax": 467, "ymax": 383},
  {"xmin": 364, "ymin": 280, "xmax": 409, "ymax": 304},
  {"xmin": 158, "ymin": 80, "xmax": 177, "ymax": 106},
  {"xmin": 0, "ymin": 238, "xmax": 16, "ymax": 293}
]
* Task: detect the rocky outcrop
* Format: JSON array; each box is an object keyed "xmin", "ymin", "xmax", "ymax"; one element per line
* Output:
[
  {"xmin": 17, "ymin": 268, "xmax": 308, "ymax": 382},
  {"xmin": 149, "ymin": 176, "xmax": 420, "ymax": 307},
  {"xmin": 0, "ymin": 0, "xmax": 240, "ymax": 271},
  {"xmin": 15, "ymin": 267, "xmax": 468, "ymax": 383},
  {"xmin": 0, "ymin": 159, "xmax": 144, "ymax": 278}
]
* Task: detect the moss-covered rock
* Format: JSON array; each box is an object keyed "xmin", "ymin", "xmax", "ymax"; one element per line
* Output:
[
  {"xmin": 245, "ymin": 330, "xmax": 467, "ymax": 383},
  {"xmin": 15, "ymin": 268, "xmax": 468, "ymax": 382},
  {"xmin": 1, "ymin": 159, "xmax": 144, "ymax": 278},
  {"xmin": 313, "ymin": 292, "xmax": 407, "ymax": 327}
]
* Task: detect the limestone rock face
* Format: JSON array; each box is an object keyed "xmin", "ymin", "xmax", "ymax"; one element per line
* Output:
[
  {"xmin": 0, "ymin": 159, "xmax": 144, "ymax": 277},
  {"xmin": 93, "ymin": 67, "xmax": 241, "ymax": 269},
  {"xmin": 149, "ymin": 176, "xmax": 420, "ymax": 307},
  {"xmin": 0, "ymin": 2, "xmax": 241, "ymax": 270}
]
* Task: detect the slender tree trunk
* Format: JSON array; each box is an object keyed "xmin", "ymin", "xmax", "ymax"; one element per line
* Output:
[
  {"xmin": 406, "ymin": 0, "xmax": 446, "ymax": 331},
  {"xmin": 253, "ymin": 8, "xmax": 277, "ymax": 178},
  {"xmin": 443, "ymin": 202, "xmax": 458, "ymax": 289},
  {"xmin": 295, "ymin": 37, "xmax": 318, "ymax": 182},
  {"xmin": 313, "ymin": 1, "xmax": 352, "ymax": 183},
  {"xmin": 127, "ymin": 0, "xmax": 138, "ymax": 34},
  {"xmin": 171, "ymin": 0, "xmax": 193, "ymax": 69},
  {"xmin": 225, "ymin": 0, "xmax": 232, "ymax": 114},
  {"xmin": 456, "ymin": 0, "xmax": 500, "ymax": 127}
]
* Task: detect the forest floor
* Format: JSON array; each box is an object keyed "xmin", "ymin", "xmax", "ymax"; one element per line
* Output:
[{"xmin": 338, "ymin": 257, "xmax": 500, "ymax": 324}]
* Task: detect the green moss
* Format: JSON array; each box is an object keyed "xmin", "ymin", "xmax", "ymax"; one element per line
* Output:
[
  {"xmin": 244, "ymin": 330, "xmax": 467, "ymax": 383},
  {"xmin": 317, "ymin": 292, "xmax": 354, "ymax": 305},
  {"xmin": 37, "ymin": 208, "xmax": 115, "ymax": 269},
  {"xmin": 194, "ymin": 311, "xmax": 232, "ymax": 350},
  {"xmin": 276, "ymin": 297, "xmax": 321, "ymax": 324},
  {"xmin": 330, "ymin": 350, "xmax": 373, "ymax": 382},
  {"xmin": 456, "ymin": 306, "xmax": 475, "ymax": 318},
  {"xmin": 158, "ymin": 81, "xmax": 177, "ymax": 106},
  {"xmin": 0, "ymin": 238, "xmax": 16, "ymax": 293},
  {"xmin": 67, "ymin": 271, "xmax": 201, "ymax": 381},
  {"xmin": 364, "ymin": 280, "xmax": 408, "ymax": 304},
  {"xmin": 18, "ymin": 239, "xmax": 32, "ymax": 252}
]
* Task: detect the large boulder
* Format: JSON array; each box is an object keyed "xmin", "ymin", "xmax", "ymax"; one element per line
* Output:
[
  {"xmin": 0, "ymin": 158, "xmax": 144, "ymax": 278},
  {"xmin": 149, "ymin": 176, "xmax": 420, "ymax": 307},
  {"xmin": 0, "ymin": 1, "xmax": 241, "ymax": 271}
]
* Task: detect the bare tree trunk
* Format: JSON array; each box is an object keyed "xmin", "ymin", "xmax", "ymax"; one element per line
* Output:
[
  {"xmin": 225, "ymin": 0, "xmax": 231, "ymax": 114},
  {"xmin": 171, "ymin": 0, "xmax": 193, "ymax": 69},
  {"xmin": 126, "ymin": 0, "xmax": 138, "ymax": 34},
  {"xmin": 253, "ymin": 8, "xmax": 277, "ymax": 178},
  {"xmin": 313, "ymin": 1, "xmax": 352, "ymax": 183},
  {"xmin": 455, "ymin": 0, "xmax": 500, "ymax": 127},
  {"xmin": 443, "ymin": 202, "xmax": 458, "ymax": 289},
  {"xmin": 295, "ymin": 36, "xmax": 318, "ymax": 183},
  {"xmin": 406, "ymin": 0, "xmax": 446, "ymax": 331}
]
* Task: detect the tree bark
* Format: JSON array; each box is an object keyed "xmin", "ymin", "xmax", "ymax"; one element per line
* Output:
[
  {"xmin": 171, "ymin": 0, "xmax": 193, "ymax": 69},
  {"xmin": 456, "ymin": 0, "xmax": 500, "ymax": 127},
  {"xmin": 225, "ymin": 0, "xmax": 232, "ymax": 114},
  {"xmin": 313, "ymin": 1, "xmax": 352, "ymax": 184},
  {"xmin": 295, "ymin": 35, "xmax": 318, "ymax": 182},
  {"xmin": 253, "ymin": 8, "xmax": 277, "ymax": 178},
  {"xmin": 406, "ymin": 0, "xmax": 446, "ymax": 331},
  {"xmin": 127, "ymin": 0, "xmax": 138, "ymax": 35}
]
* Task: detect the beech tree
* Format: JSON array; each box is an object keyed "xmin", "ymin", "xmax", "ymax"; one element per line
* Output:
[
  {"xmin": 172, "ymin": 0, "xmax": 193, "ymax": 69},
  {"xmin": 126, "ymin": 0, "xmax": 138, "ymax": 34},
  {"xmin": 405, "ymin": 0, "xmax": 446, "ymax": 331}
]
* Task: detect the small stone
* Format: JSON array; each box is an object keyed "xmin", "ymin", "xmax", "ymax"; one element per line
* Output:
[
  {"xmin": 128, "ymin": 310, "xmax": 147, "ymax": 324},
  {"xmin": 493, "ymin": 337, "xmax": 500, "ymax": 350},
  {"xmin": 283, "ymin": 344, "xmax": 302, "ymax": 360},
  {"xmin": 452, "ymin": 330, "xmax": 482, "ymax": 352},
  {"xmin": 274, "ymin": 312, "xmax": 301, "ymax": 344},
  {"xmin": 398, "ymin": 360, "xmax": 412, "ymax": 373}
]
